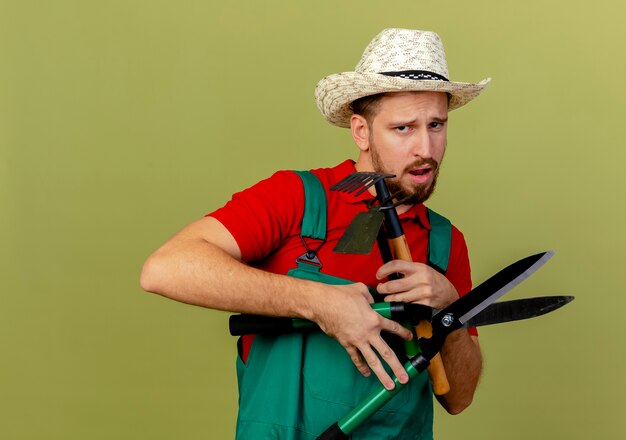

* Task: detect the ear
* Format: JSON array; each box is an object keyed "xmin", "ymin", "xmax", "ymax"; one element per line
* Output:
[{"xmin": 350, "ymin": 114, "xmax": 370, "ymax": 152}]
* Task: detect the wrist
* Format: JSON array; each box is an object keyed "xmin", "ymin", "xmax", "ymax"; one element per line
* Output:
[{"xmin": 290, "ymin": 278, "xmax": 328, "ymax": 322}]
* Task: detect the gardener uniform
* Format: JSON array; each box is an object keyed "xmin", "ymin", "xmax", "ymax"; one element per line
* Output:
[{"xmin": 209, "ymin": 160, "xmax": 477, "ymax": 439}]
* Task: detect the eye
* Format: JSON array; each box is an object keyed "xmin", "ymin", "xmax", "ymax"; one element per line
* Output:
[
  {"xmin": 395, "ymin": 125, "xmax": 410, "ymax": 133},
  {"xmin": 429, "ymin": 121, "xmax": 445, "ymax": 129}
]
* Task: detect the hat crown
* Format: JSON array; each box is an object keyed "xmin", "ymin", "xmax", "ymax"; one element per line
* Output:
[{"xmin": 355, "ymin": 28, "xmax": 449, "ymax": 79}]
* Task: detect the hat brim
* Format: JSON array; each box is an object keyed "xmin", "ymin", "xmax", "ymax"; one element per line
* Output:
[{"xmin": 315, "ymin": 72, "xmax": 491, "ymax": 128}]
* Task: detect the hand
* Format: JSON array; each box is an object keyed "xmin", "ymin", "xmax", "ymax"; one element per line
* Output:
[
  {"xmin": 375, "ymin": 260, "xmax": 458, "ymax": 309},
  {"xmin": 312, "ymin": 282, "xmax": 414, "ymax": 390}
]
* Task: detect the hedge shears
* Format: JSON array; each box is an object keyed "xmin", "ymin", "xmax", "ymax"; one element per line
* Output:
[
  {"xmin": 229, "ymin": 172, "xmax": 573, "ymax": 438},
  {"xmin": 230, "ymin": 250, "xmax": 572, "ymax": 438}
]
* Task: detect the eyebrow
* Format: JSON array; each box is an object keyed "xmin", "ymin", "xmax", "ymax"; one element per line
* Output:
[{"xmin": 388, "ymin": 116, "xmax": 449, "ymax": 125}]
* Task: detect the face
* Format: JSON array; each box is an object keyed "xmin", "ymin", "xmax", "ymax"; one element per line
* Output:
[{"xmin": 353, "ymin": 91, "xmax": 449, "ymax": 206}]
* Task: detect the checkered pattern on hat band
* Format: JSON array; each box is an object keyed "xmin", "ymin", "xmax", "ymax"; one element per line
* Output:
[
  {"xmin": 315, "ymin": 28, "xmax": 491, "ymax": 128},
  {"xmin": 383, "ymin": 71, "xmax": 448, "ymax": 81}
]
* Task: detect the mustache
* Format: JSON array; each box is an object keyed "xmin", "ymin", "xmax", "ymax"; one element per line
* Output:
[{"xmin": 403, "ymin": 157, "xmax": 439, "ymax": 174}]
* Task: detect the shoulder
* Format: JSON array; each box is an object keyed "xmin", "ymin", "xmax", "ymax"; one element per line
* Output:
[
  {"xmin": 258, "ymin": 163, "xmax": 341, "ymax": 191},
  {"xmin": 207, "ymin": 170, "xmax": 305, "ymax": 261},
  {"xmin": 448, "ymin": 223, "xmax": 471, "ymax": 293},
  {"xmin": 306, "ymin": 160, "xmax": 356, "ymax": 188},
  {"xmin": 208, "ymin": 164, "xmax": 343, "ymax": 262},
  {"xmin": 433, "ymin": 211, "xmax": 469, "ymax": 270},
  {"xmin": 424, "ymin": 207, "xmax": 471, "ymax": 291},
  {"xmin": 451, "ymin": 224, "xmax": 468, "ymax": 253},
  {"xmin": 425, "ymin": 207, "xmax": 467, "ymax": 252},
  {"xmin": 300, "ymin": 164, "xmax": 345, "ymax": 190}
]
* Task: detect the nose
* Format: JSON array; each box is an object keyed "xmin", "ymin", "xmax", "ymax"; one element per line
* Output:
[{"xmin": 410, "ymin": 128, "xmax": 433, "ymax": 159}]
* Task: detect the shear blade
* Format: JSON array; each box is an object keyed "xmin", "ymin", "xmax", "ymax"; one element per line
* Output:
[{"xmin": 464, "ymin": 295, "xmax": 574, "ymax": 328}]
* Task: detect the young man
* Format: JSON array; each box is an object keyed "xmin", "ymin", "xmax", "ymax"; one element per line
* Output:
[{"xmin": 141, "ymin": 28, "xmax": 490, "ymax": 439}]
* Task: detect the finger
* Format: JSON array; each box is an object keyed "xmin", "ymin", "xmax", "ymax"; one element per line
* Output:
[
  {"xmin": 376, "ymin": 260, "xmax": 417, "ymax": 280},
  {"xmin": 380, "ymin": 316, "xmax": 414, "ymax": 341},
  {"xmin": 358, "ymin": 345, "xmax": 396, "ymax": 390},
  {"xmin": 371, "ymin": 337, "xmax": 410, "ymax": 386},
  {"xmin": 376, "ymin": 277, "xmax": 414, "ymax": 294},
  {"xmin": 344, "ymin": 345, "xmax": 371, "ymax": 378},
  {"xmin": 383, "ymin": 292, "xmax": 427, "ymax": 304}
]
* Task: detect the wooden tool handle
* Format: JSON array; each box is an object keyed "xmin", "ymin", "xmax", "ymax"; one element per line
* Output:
[
  {"xmin": 416, "ymin": 322, "xmax": 450, "ymax": 395},
  {"xmin": 388, "ymin": 236, "xmax": 412, "ymax": 261},
  {"xmin": 387, "ymin": 236, "xmax": 450, "ymax": 396}
]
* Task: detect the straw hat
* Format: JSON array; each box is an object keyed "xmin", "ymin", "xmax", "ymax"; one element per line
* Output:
[{"xmin": 315, "ymin": 28, "xmax": 491, "ymax": 128}]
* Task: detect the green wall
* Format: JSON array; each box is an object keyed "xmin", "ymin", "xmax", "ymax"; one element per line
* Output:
[{"xmin": 2, "ymin": 1, "xmax": 624, "ymax": 438}]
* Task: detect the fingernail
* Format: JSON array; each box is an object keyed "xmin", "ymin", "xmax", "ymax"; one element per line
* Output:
[{"xmin": 385, "ymin": 381, "xmax": 395, "ymax": 390}]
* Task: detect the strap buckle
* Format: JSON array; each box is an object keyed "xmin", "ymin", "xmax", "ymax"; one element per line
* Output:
[{"xmin": 296, "ymin": 236, "xmax": 325, "ymax": 268}]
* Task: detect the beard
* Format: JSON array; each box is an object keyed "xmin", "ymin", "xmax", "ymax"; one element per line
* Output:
[{"xmin": 370, "ymin": 141, "xmax": 442, "ymax": 205}]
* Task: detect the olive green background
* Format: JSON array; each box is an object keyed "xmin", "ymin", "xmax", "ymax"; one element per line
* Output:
[{"xmin": 2, "ymin": 0, "xmax": 624, "ymax": 438}]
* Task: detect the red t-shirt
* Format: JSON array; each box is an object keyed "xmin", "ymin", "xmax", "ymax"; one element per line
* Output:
[{"xmin": 209, "ymin": 160, "xmax": 477, "ymax": 359}]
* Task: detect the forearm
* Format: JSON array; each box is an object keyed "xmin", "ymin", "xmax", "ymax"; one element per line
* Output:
[
  {"xmin": 141, "ymin": 236, "xmax": 321, "ymax": 320},
  {"xmin": 140, "ymin": 217, "xmax": 416, "ymax": 389},
  {"xmin": 435, "ymin": 330, "xmax": 482, "ymax": 414}
]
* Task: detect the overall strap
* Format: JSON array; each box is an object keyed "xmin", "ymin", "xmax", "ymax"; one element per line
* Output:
[
  {"xmin": 292, "ymin": 171, "xmax": 452, "ymax": 276},
  {"xmin": 426, "ymin": 207, "xmax": 452, "ymax": 274},
  {"xmin": 291, "ymin": 170, "xmax": 328, "ymax": 272},
  {"xmin": 293, "ymin": 170, "xmax": 327, "ymax": 241}
]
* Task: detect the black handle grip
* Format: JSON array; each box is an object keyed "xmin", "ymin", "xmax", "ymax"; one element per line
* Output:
[
  {"xmin": 229, "ymin": 314, "xmax": 299, "ymax": 336},
  {"xmin": 317, "ymin": 422, "xmax": 348, "ymax": 440}
]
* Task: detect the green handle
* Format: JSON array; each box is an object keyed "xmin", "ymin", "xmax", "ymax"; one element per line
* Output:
[
  {"xmin": 230, "ymin": 303, "xmax": 395, "ymax": 335},
  {"xmin": 334, "ymin": 356, "xmax": 425, "ymax": 437}
]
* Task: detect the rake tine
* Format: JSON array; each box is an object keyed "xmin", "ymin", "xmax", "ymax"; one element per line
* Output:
[
  {"xmin": 330, "ymin": 173, "xmax": 362, "ymax": 192},
  {"xmin": 353, "ymin": 176, "xmax": 379, "ymax": 196},
  {"xmin": 345, "ymin": 175, "xmax": 374, "ymax": 193},
  {"xmin": 353, "ymin": 174, "xmax": 392, "ymax": 196},
  {"xmin": 335, "ymin": 175, "xmax": 369, "ymax": 193},
  {"xmin": 330, "ymin": 172, "xmax": 396, "ymax": 196},
  {"xmin": 343, "ymin": 174, "xmax": 369, "ymax": 192}
]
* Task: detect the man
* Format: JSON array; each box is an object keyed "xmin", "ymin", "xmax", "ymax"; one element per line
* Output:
[{"xmin": 141, "ymin": 28, "xmax": 490, "ymax": 439}]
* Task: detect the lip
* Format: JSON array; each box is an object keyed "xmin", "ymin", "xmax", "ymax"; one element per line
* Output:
[{"xmin": 407, "ymin": 167, "xmax": 433, "ymax": 184}]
